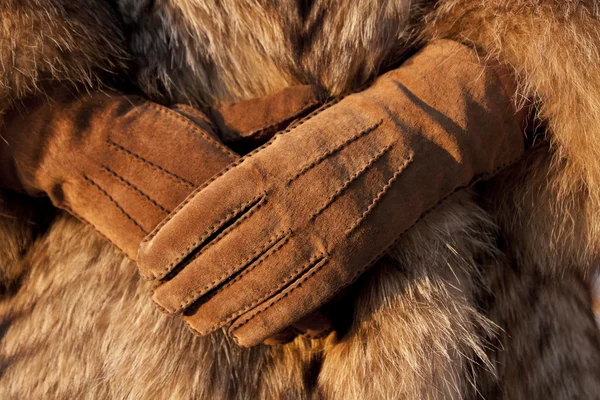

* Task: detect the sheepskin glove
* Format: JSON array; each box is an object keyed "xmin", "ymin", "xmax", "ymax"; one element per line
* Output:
[
  {"xmin": 0, "ymin": 84, "xmax": 320, "ymax": 260},
  {"xmin": 137, "ymin": 40, "xmax": 526, "ymax": 347}
]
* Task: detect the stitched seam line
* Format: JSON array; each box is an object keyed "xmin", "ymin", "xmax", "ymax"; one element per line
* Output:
[
  {"xmin": 101, "ymin": 166, "xmax": 170, "ymax": 214},
  {"xmin": 142, "ymin": 93, "xmax": 354, "ymax": 243},
  {"xmin": 230, "ymin": 256, "xmax": 330, "ymax": 336},
  {"xmin": 310, "ymin": 144, "xmax": 393, "ymax": 220},
  {"xmin": 194, "ymin": 236, "xmax": 303, "ymax": 335},
  {"xmin": 286, "ymin": 120, "xmax": 383, "ymax": 185},
  {"xmin": 172, "ymin": 104, "xmax": 216, "ymax": 130},
  {"xmin": 226, "ymin": 99, "xmax": 321, "ymax": 141},
  {"xmin": 213, "ymin": 233, "xmax": 291, "ymax": 296},
  {"xmin": 232, "ymin": 150, "xmax": 527, "ymax": 344},
  {"xmin": 281, "ymin": 95, "xmax": 345, "ymax": 134},
  {"xmin": 165, "ymin": 229, "xmax": 288, "ymax": 313},
  {"xmin": 345, "ymin": 151, "xmax": 415, "ymax": 234},
  {"xmin": 144, "ymin": 192, "xmax": 267, "ymax": 280},
  {"xmin": 144, "ymin": 101, "xmax": 238, "ymax": 159},
  {"xmin": 202, "ymin": 245, "xmax": 326, "ymax": 335},
  {"xmin": 84, "ymin": 175, "xmax": 147, "ymax": 235},
  {"xmin": 107, "ymin": 140, "xmax": 195, "ymax": 189}
]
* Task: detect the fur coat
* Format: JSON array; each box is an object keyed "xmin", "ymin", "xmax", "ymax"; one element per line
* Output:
[{"xmin": 1, "ymin": 0, "xmax": 600, "ymax": 398}]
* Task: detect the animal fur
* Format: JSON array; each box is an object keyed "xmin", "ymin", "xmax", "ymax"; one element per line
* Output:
[{"xmin": 1, "ymin": 0, "xmax": 600, "ymax": 398}]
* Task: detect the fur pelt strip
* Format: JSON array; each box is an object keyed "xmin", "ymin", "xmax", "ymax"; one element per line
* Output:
[{"xmin": 1, "ymin": 1, "xmax": 600, "ymax": 399}]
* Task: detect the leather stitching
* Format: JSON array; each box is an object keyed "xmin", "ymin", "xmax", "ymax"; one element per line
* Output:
[
  {"xmin": 101, "ymin": 166, "xmax": 170, "ymax": 214},
  {"xmin": 212, "ymin": 232, "xmax": 291, "ymax": 296},
  {"xmin": 144, "ymin": 101, "xmax": 238, "ymax": 159},
  {"xmin": 310, "ymin": 144, "xmax": 393, "ymax": 220},
  {"xmin": 230, "ymin": 150, "xmax": 527, "ymax": 345},
  {"xmin": 84, "ymin": 175, "xmax": 147, "ymax": 234},
  {"xmin": 230, "ymin": 255, "xmax": 330, "ymax": 343},
  {"xmin": 222, "ymin": 99, "xmax": 321, "ymax": 142},
  {"xmin": 107, "ymin": 140, "xmax": 196, "ymax": 189},
  {"xmin": 142, "ymin": 192, "xmax": 267, "ymax": 280},
  {"xmin": 345, "ymin": 151, "xmax": 415, "ymax": 234},
  {"xmin": 213, "ymin": 252, "xmax": 327, "ymax": 333},
  {"xmin": 162, "ymin": 228, "xmax": 287, "ymax": 313},
  {"xmin": 286, "ymin": 120, "xmax": 383, "ymax": 185},
  {"xmin": 141, "ymin": 93, "xmax": 353, "ymax": 244}
]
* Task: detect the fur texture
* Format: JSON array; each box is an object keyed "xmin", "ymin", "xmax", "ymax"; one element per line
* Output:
[{"xmin": 1, "ymin": 0, "xmax": 600, "ymax": 399}]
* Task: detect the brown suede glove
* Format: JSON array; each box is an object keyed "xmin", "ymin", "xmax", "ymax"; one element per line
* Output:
[
  {"xmin": 138, "ymin": 40, "xmax": 526, "ymax": 347},
  {"xmin": 0, "ymin": 84, "xmax": 320, "ymax": 260}
]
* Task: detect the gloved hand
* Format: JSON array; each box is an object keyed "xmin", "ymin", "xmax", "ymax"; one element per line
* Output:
[
  {"xmin": 138, "ymin": 40, "xmax": 527, "ymax": 346},
  {"xmin": 0, "ymin": 84, "xmax": 320, "ymax": 260}
]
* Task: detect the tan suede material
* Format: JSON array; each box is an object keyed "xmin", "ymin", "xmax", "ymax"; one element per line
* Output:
[
  {"xmin": 0, "ymin": 85, "xmax": 320, "ymax": 261},
  {"xmin": 212, "ymin": 85, "xmax": 321, "ymax": 151},
  {"xmin": 0, "ymin": 86, "xmax": 236, "ymax": 258},
  {"xmin": 138, "ymin": 40, "xmax": 526, "ymax": 346}
]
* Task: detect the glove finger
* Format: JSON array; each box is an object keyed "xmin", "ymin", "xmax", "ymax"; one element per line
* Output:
[
  {"xmin": 228, "ymin": 254, "xmax": 345, "ymax": 347},
  {"xmin": 151, "ymin": 207, "xmax": 286, "ymax": 314},
  {"xmin": 137, "ymin": 164, "xmax": 265, "ymax": 280},
  {"xmin": 182, "ymin": 234, "xmax": 327, "ymax": 335},
  {"xmin": 212, "ymin": 85, "xmax": 321, "ymax": 150}
]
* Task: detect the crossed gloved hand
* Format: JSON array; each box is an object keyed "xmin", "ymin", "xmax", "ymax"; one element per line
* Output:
[
  {"xmin": 138, "ymin": 40, "xmax": 526, "ymax": 346},
  {"xmin": 0, "ymin": 78, "xmax": 327, "ymax": 341},
  {"xmin": 0, "ymin": 40, "xmax": 526, "ymax": 346}
]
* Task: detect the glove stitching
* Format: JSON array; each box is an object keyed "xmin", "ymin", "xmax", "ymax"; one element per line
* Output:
[
  {"xmin": 230, "ymin": 150, "xmax": 526, "ymax": 345},
  {"xmin": 101, "ymin": 166, "xmax": 170, "ymax": 214},
  {"xmin": 142, "ymin": 91, "xmax": 353, "ymax": 244},
  {"xmin": 171, "ymin": 104, "xmax": 219, "ymax": 135},
  {"xmin": 145, "ymin": 192, "xmax": 267, "ymax": 281},
  {"xmin": 195, "ymin": 250, "xmax": 325, "ymax": 335},
  {"xmin": 144, "ymin": 101, "xmax": 238, "ymax": 159},
  {"xmin": 310, "ymin": 143, "xmax": 393, "ymax": 220},
  {"xmin": 286, "ymin": 120, "xmax": 383, "ymax": 186},
  {"xmin": 280, "ymin": 96, "xmax": 343, "ymax": 134},
  {"xmin": 345, "ymin": 151, "xmax": 415, "ymax": 235},
  {"xmin": 222, "ymin": 99, "xmax": 321, "ymax": 142},
  {"xmin": 213, "ymin": 232, "xmax": 291, "ymax": 295},
  {"xmin": 83, "ymin": 175, "xmax": 147, "ymax": 235},
  {"xmin": 164, "ymin": 226, "xmax": 286, "ymax": 313},
  {"xmin": 230, "ymin": 256, "xmax": 330, "ymax": 344},
  {"xmin": 107, "ymin": 140, "xmax": 196, "ymax": 189}
]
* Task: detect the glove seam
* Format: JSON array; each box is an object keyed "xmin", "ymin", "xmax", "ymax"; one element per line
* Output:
[
  {"xmin": 196, "ymin": 250, "xmax": 327, "ymax": 335},
  {"xmin": 171, "ymin": 103, "xmax": 218, "ymax": 135},
  {"xmin": 210, "ymin": 232, "xmax": 291, "ymax": 295},
  {"xmin": 140, "ymin": 92, "xmax": 352, "ymax": 245},
  {"xmin": 160, "ymin": 225, "xmax": 285, "ymax": 314},
  {"xmin": 144, "ymin": 191, "xmax": 267, "ymax": 281},
  {"xmin": 286, "ymin": 120, "xmax": 383, "ymax": 186},
  {"xmin": 101, "ymin": 165, "xmax": 170, "ymax": 214},
  {"xmin": 107, "ymin": 140, "xmax": 196, "ymax": 189},
  {"xmin": 230, "ymin": 149, "xmax": 526, "ymax": 345},
  {"xmin": 141, "ymin": 100, "xmax": 238, "ymax": 160},
  {"xmin": 220, "ymin": 98, "xmax": 321, "ymax": 143},
  {"xmin": 310, "ymin": 143, "xmax": 393, "ymax": 220},
  {"xmin": 230, "ymin": 255, "xmax": 331, "ymax": 344},
  {"xmin": 345, "ymin": 151, "xmax": 415, "ymax": 234},
  {"xmin": 84, "ymin": 175, "xmax": 147, "ymax": 235}
]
